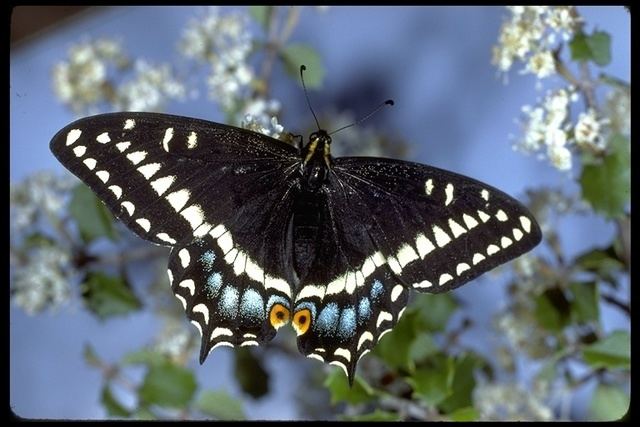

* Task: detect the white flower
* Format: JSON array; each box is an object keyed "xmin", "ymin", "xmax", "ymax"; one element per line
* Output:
[
  {"xmin": 52, "ymin": 39, "xmax": 128, "ymax": 113},
  {"xmin": 207, "ymin": 61, "xmax": 253, "ymax": 109},
  {"xmin": 475, "ymin": 383, "xmax": 554, "ymax": 421},
  {"xmin": 544, "ymin": 88, "xmax": 573, "ymax": 128},
  {"xmin": 115, "ymin": 60, "xmax": 185, "ymax": 111},
  {"xmin": 547, "ymin": 143, "xmax": 572, "ymax": 171},
  {"xmin": 154, "ymin": 320, "xmax": 192, "ymax": 358},
  {"xmin": 515, "ymin": 87, "xmax": 580, "ymax": 171},
  {"xmin": 574, "ymin": 109, "xmax": 607, "ymax": 149},
  {"xmin": 241, "ymin": 100, "xmax": 284, "ymax": 139},
  {"xmin": 11, "ymin": 246, "xmax": 74, "ymax": 314},
  {"xmin": 545, "ymin": 6, "xmax": 580, "ymax": 40},
  {"xmin": 180, "ymin": 7, "xmax": 251, "ymax": 63},
  {"xmin": 10, "ymin": 172, "xmax": 76, "ymax": 234},
  {"xmin": 493, "ymin": 7, "xmax": 579, "ymax": 75},
  {"xmin": 519, "ymin": 105, "xmax": 546, "ymax": 151},
  {"xmin": 180, "ymin": 7, "xmax": 254, "ymax": 110},
  {"xmin": 524, "ymin": 50, "xmax": 556, "ymax": 78}
]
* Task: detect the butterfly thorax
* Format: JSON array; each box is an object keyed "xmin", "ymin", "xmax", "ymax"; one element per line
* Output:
[
  {"xmin": 290, "ymin": 130, "xmax": 333, "ymax": 282},
  {"xmin": 300, "ymin": 130, "xmax": 333, "ymax": 192}
]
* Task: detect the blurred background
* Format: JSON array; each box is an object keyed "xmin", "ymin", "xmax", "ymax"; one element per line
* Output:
[{"xmin": 10, "ymin": 6, "xmax": 629, "ymax": 420}]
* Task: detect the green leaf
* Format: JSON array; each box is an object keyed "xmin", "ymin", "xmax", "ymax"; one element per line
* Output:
[
  {"xmin": 122, "ymin": 349, "xmax": 168, "ymax": 367},
  {"xmin": 324, "ymin": 369, "xmax": 376, "ymax": 405},
  {"xmin": 411, "ymin": 294, "xmax": 458, "ymax": 332},
  {"xmin": 374, "ymin": 310, "xmax": 417, "ymax": 371},
  {"xmin": 101, "ymin": 385, "xmax": 131, "ymax": 418},
  {"xmin": 534, "ymin": 287, "xmax": 571, "ymax": 332},
  {"xmin": 574, "ymin": 246, "xmax": 625, "ymax": 286},
  {"xmin": 569, "ymin": 33, "xmax": 591, "ymax": 61},
  {"xmin": 408, "ymin": 354, "xmax": 454, "ymax": 406},
  {"xmin": 195, "ymin": 390, "xmax": 245, "ymax": 420},
  {"xmin": 580, "ymin": 134, "xmax": 630, "ymax": 219},
  {"xmin": 139, "ymin": 362, "xmax": 197, "ymax": 408},
  {"xmin": 23, "ymin": 232, "xmax": 56, "ymax": 249},
  {"xmin": 569, "ymin": 281, "xmax": 599, "ymax": 323},
  {"xmin": 586, "ymin": 31, "xmax": 612, "ymax": 66},
  {"xmin": 409, "ymin": 333, "xmax": 439, "ymax": 362},
  {"xmin": 583, "ymin": 330, "xmax": 630, "ymax": 369},
  {"xmin": 69, "ymin": 183, "xmax": 115, "ymax": 243},
  {"xmin": 281, "ymin": 43, "xmax": 324, "ymax": 88},
  {"xmin": 249, "ymin": 6, "xmax": 272, "ymax": 31},
  {"xmin": 233, "ymin": 347, "xmax": 269, "ymax": 399},
  {"xmin": 81, "ymin": 272, "xmax": 142, "ymax": 320},
  {"xmin": 342, "ymin": 410, "xmax": 401, "ymax": 421},
  {"xmin": 439, "ymin": 353, "xmax": 484, "ymax": 414},
  {"xmin": 570, "ymin": 31, "xmax": 611, "ymax": 66},
  {"xmin": 449, "ymin": 406, "xmax": 479, "ymax": 421},
  {"xmin": 589, "ymin": 384, "xmax": 629, "ymax": 421}
]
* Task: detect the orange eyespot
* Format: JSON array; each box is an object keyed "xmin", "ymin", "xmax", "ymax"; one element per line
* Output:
[
  {"xmin": 292, "ymin": 308, "xmax": 312, "ymax": 336},
  {"xmin": 269, "ymin": 303, "xmax": 290, "ymax": 329}
]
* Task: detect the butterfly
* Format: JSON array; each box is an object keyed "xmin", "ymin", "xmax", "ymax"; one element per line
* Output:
[{"xmin": 50, "ymin": 108, "xmax": 541, "ymax": 385}]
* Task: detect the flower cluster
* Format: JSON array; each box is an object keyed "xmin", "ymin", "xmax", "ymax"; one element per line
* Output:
[
  {"xmin": 179, "ymin": 7, "xmax": 254, "ymax": 110},
  {"xmin": 241, "ymin": 98, "xmax": 284, "ymax": 139},
  {"xmin": 492, "ymin": 6, "xmax": 581, "ymax": 78},
  {"xmin": 153, "ymin": 319, "xmax": 193, "ymax": 360},
  {"xmin": 179, "ymin": 7, "xmax": 285, "ymax": 137},
  {"xmin": 515, "ymin": 87, "xmax": 580, "ymax": 171},
  {"xmin": 10, "ymin": 173, "xmax": 79, "ymax": 313},
  {"xmin": 114, "ymin": 60, "xmax": 186, "ymax": 111},
  {"xmin": 52, "ymin": 38, "xmax": 128, "ymax": 114},
  {"xmin": 11, "ymin": 246, "xmax": 74, "ymax": 315},
  {"xmin": 474, "ymin": 383, "xmax": 554, "ymax": 421},
  {"xmin": 52, "ymin": 39, "xmax": 185, "ymax": 115},
  {"xmin": 10, "ymin": 172, "xmax": 76, "ymax": 234}
]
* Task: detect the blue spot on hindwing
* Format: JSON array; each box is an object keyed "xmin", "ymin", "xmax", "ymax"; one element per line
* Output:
[
  {"xmin": 240, "ymin": 288, "xmax": 264, "ymax": 321},
  {"xmin": 358, "ymin": 297, "xmax": 371, "ymax": 324},
  {"xmin": 370, "ymin": 279, "xmax": 384, "ymax": 301},
  {"xmin": 218, "ymin": 286, "xmax": 239, "ymax": 319},
  {"xmin": 205, "ymin": 272, "xmax": 223, "ymax": 298},
  {"xmin": 200, "ymin": 250, "xmax": 216, "ymax": 272},
  {"xmin": 316, "ymin": 303, "xmax": 339, "ymax": 336},
  {"xmin": 338, "ymin": 307, "xmax": 356, "ymax": 339}
]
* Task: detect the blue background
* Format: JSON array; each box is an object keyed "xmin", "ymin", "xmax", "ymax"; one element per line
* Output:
[{"xmin": 10, "ymin": 6, "xmax": 629, "ymax": 419}]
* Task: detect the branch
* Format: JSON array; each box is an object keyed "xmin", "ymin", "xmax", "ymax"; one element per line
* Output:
[{"xmin": 601, "ymin": 292, "xmax": 630, "ymax": 317}]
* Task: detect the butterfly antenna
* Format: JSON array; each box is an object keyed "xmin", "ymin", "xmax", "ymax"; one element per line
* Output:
[
  {"xmin": 300, "ymin": 65, "xmax": 321, "ymax": 131},
  {"xmin": 329, "ymin": 99, "xmax": 394, "ymax": 136}
]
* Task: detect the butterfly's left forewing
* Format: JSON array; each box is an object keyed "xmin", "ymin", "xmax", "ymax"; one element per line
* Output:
[{"xmin": 50, "ymin": 112, "xmax": 301, "ymax": 359}]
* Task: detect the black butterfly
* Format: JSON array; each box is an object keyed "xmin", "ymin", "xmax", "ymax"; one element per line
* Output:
[{"xmin": 50, "ymin": 109, "xmax": 541, "ymax": 384}]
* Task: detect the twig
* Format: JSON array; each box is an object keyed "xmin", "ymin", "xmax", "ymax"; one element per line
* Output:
[{"xmin": 601, "ymin": 293, "xmax": 630, "ymax": 316}]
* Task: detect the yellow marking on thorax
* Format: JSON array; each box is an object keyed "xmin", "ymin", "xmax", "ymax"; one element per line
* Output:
[
  {"xmin": 323, "ymin": 142, "xmax": 332, "ymax": 167},
  {"xmin": 304, "ymin": 138, "xmax": 319, "ymax": 164}
]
